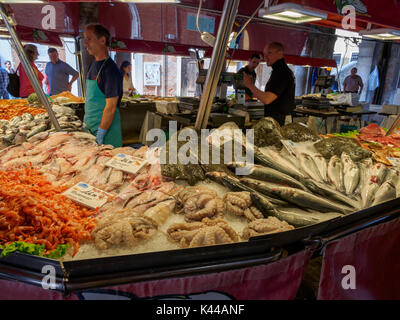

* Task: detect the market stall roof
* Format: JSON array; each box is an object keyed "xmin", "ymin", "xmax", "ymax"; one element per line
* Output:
[
  {"xmin": 110, "ymin": 37, "xmax": 336, "ymax": 68},
  {"xmin": 176, "ymin": 0, "xmax": 400, "ymax": 31},
  {"xmin": 22, "ymin": 0, "xmax": 400, "ymax": 33}
]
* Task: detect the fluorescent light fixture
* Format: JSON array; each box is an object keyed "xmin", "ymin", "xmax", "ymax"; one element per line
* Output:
[
  {"xmin": 0, "ymin": 34, "xmax": 11, "ymax": 39},
  {"xmin": 359, "ymin": 28, "xmax": 400, "ymax": 40},
  {"xmin": 115, "ymin": 0, "xmax": 180, "ymax": 3},
  {"xmin": 259, "ymin": 3, "xmax": 327, "ymax": 24}
]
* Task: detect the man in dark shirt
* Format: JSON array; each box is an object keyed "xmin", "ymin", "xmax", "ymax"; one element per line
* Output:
[
  {"xmin": 237, "ymin": 53, "xmax": 261, "ymax": 99},
  {"xmin": 84, "ymin": 23, "xmax": 123, "ymax": 147},
  {"xmin": 243, "ymin": 42, "xmax": 295, "ymax": 126}
]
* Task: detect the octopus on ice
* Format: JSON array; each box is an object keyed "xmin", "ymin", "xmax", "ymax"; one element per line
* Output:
[
  {"xmin": 241, "ymin": 217, "xmax": 295, "ymax": 240},
  {"xmin": 223, "ymin": 191, "xmax": 264, "ymax": 221},
  {"xmin": 166, "ymin": 218, "xmax": 239, "ymax": 248},
  {"xmin": 92, "ymin": 200, "xmax": 173, "ymax": 250},
  {"xmin": 175, "ymin": 186, "xmax": 224, "ymax": 222}
]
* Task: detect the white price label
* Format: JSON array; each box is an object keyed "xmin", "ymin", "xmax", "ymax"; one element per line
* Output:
[
  {"xmin": 281, "ymin": 140, "xmax": 298, "ymax": 158},
  {"xmin": 105, "ymin": 153, "xmax": 148, "ymax": 175},
  {"xmin": 387, "ymin": 157, "xmax": 400, "ymax": 167},
  {"xmin": 63, "ymin": 182, "xmax": 113, "ymax": 210}
]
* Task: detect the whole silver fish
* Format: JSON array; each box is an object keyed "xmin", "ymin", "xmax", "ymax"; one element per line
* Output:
[
  {"xmin": 369, "ymin": 162, "xmax": 388, "ymax": 185},
  {"xmin": 361, "ymin": 180, "xmax": 380, "ymax": 208},
  {"xmin": 240, "ymin": 177, "xmax": 353, "ymax": 214},
  {"xmin": 276, "ymin": 207, "xmax": 342, "ymax": 227},
  {"xmin": 26, "ymin": 124, "xmax": 48, "ymax": 139},
  {"xmin": 206, "ymin": 171, "xmax": 288, "ymax": 207},
  {"xmin": 341, "ymin": 152, "xmax": 360, "ymax": 195},
  {"xmin": 356, "ymin": 158, "xmax": 373, "ymax": 195},
  {"xmin": 328, "ymin": 155, "xmax": 345, "ymax": 193},
  {"xmin": 301, "ymin": 178, "xmax": 360, "ymax": 209},
  {"xmin": 299, "ymin": 153, "xmax": 324, "ymax": 182},
  {"xmin": 228, "ymin": 162, "xmax": 307, "ymax": 190},
  {"xmin": 256, "ymin": 147, "xmax": 306, "ymax": 180},
  {"xmin": 313, "ymin": 154, "xmax": 328, "ymax": 182},
  {"xmin": 371, "ymin": 181, "xmax": 397, "ymax": 206}
]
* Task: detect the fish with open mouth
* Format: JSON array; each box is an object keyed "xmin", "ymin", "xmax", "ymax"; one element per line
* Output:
[
  {"xmin": 240, "ymin": 177, "xmax": 353, "ymax": 214},
  {"xmin": 327, "ymin": 155, "xmax": 345, "ymax": 193}
]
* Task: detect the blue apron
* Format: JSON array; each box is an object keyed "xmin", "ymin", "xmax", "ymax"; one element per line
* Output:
[{"xmin": 84, "ymin": 58, "xmax": 122, "ymax": 148}]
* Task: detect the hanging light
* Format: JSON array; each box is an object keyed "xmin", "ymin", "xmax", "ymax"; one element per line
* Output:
[
  {"xmin": 359, "ymin": 28, "xmax": 400, "ymax": 40},
  {"xmin": 259, "ymin": 3, "xmax": 327, "ymax": 24}
]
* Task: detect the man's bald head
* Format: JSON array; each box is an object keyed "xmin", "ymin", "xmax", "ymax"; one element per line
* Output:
[{"xmin": 264, "ymin": 42, "xmax": 285, "ymax": 66}]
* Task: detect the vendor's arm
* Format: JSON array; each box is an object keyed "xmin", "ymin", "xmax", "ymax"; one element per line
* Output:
[
  {"xmin": 243, "ymin": 72, "xmax": 278, "ymax": 105},
  {"xmin": 99, "ymin": 96, "xmax": 118, "ymax": 131},
  {"xmin": 96, "ymin": 96, "xmax": 118, "ymax": 145}
]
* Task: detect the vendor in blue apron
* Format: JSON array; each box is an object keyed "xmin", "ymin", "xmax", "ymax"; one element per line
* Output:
[{"xmin": 83, "ymin": 23, "xmax": 123, "ymax": 147}]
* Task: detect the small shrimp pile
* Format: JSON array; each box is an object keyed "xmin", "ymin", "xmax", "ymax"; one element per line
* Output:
[
  {"xmin": 0, "ymin": 100, "xmax": 46, "ymax": 120},
  {"xmin": 0, "ymin": 167, "xmax": 98, "ymax": 255}
]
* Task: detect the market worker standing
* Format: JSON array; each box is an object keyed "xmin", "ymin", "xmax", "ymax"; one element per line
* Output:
[
  {"xmin": 237, "ymin": 53, "xmax": 261, "ymax": 100},
  {"xmin": 243, "ymin": 42, "xmax": 295, "ymax": 126},
  {"xmin": 17, "ymin": 44, "xmax": 44, "ymax": 98},
  {"xmin": 120, "ymin": 60, "xmax": 136, "ymax": 97},
  {"xmin": 343, "ymin": 67, "xmax": 364, "ymax": 94},
  {"xmin": 45, "ymin": 48, "xmax": 79, "ymax": 96},
  {"xmin": 83, "ymin": 23, "xmax": 123, "ymax": 148},
  {"xmin": 0, "ymin": 60, "xmax": 9, "ymax": 99}
]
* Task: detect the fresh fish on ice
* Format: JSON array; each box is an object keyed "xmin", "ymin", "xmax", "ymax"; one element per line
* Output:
[
  {"xmin": 240, "ymin": 177, "xmax": 353, "ymax": 214},
  {"xmin": 327, "ymin": 155, "xmax": 345, "ymax": 192},
  {"xmin": 228, "ymin": 162, "xmax": 307, "ymax": 190},
  {"xmin": 371, "ymin": 181, "xmax": 397, "ymax": 206},
  {"xmin": 313, "ymin": 154, "xmax": 328, "ymax": 182},
  {"xmin": 255, "ymin": 147, "xmax": 306, "ymax": 180},
  {"xmin": 341, "ymin": 152, "xmax": 360, "ymax": 195},
  {"xmin": 299, "ymin": 153, "xmax": 324, "ymax": 182}
]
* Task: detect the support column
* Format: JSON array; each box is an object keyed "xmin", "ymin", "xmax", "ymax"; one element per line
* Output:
[{"xmin": 195, "ymin": 0, "xmax": 241, "ymax": 130}]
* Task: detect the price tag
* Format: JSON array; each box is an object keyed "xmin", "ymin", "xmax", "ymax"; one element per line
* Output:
[
  {"xmin": 105, "ymin": 153, "xmax": 148, "ymax": 175},
  {"xmin": 387, "ymin": 157, "xmax": 400, "ymax": 167},
  {"xmin": 281, "ymin": 140, "xmax": 298, "ymax": 158},
  {"xmin": 63, "ymin": 182, "xmax": 113, "ymax": 210}
]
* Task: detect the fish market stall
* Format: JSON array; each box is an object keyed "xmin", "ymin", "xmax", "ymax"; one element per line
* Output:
[{"xmin": 0, "ymin": 1, "xmax": 400, "ymax": 300}]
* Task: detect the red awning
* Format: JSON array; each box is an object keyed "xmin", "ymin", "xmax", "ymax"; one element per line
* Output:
[
  {"xmin": 109, "ymin": 37, "xmax": 336, "ymax": 68},
  {"xmin": 46, "ymin": 0, "xmax": 400, "ymax": 32}
]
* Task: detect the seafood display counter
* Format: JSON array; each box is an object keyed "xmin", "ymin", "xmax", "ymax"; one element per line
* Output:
[{"xmin": 0, "ymin": 113, "xmax": 400, "ymax": 299}]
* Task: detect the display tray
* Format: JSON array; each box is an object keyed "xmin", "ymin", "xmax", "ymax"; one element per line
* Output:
[{"xmin": 0, "ymin": 197, "xmax": 398, "ymax": 292}]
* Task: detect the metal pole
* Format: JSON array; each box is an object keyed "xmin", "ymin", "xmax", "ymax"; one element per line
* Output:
[
  {"xmin": 75, "ymin": 36, "xmax": 86, "ymax": 99},
  {"xmin": 386, "ymin": 114, "xmax": 400, "ymax": 136},
  {"xmin": 0, "ymin": 4, "xmax": 61, "ymax": 131},
  {"xmin": 195, "ymin": 0, "xmax": 240, "ymax": 130}
]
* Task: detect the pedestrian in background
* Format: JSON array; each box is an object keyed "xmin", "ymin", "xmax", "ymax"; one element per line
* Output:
[{"xmin": 0, "ymin": 60, "xmax": 10, "ymax": 99}]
